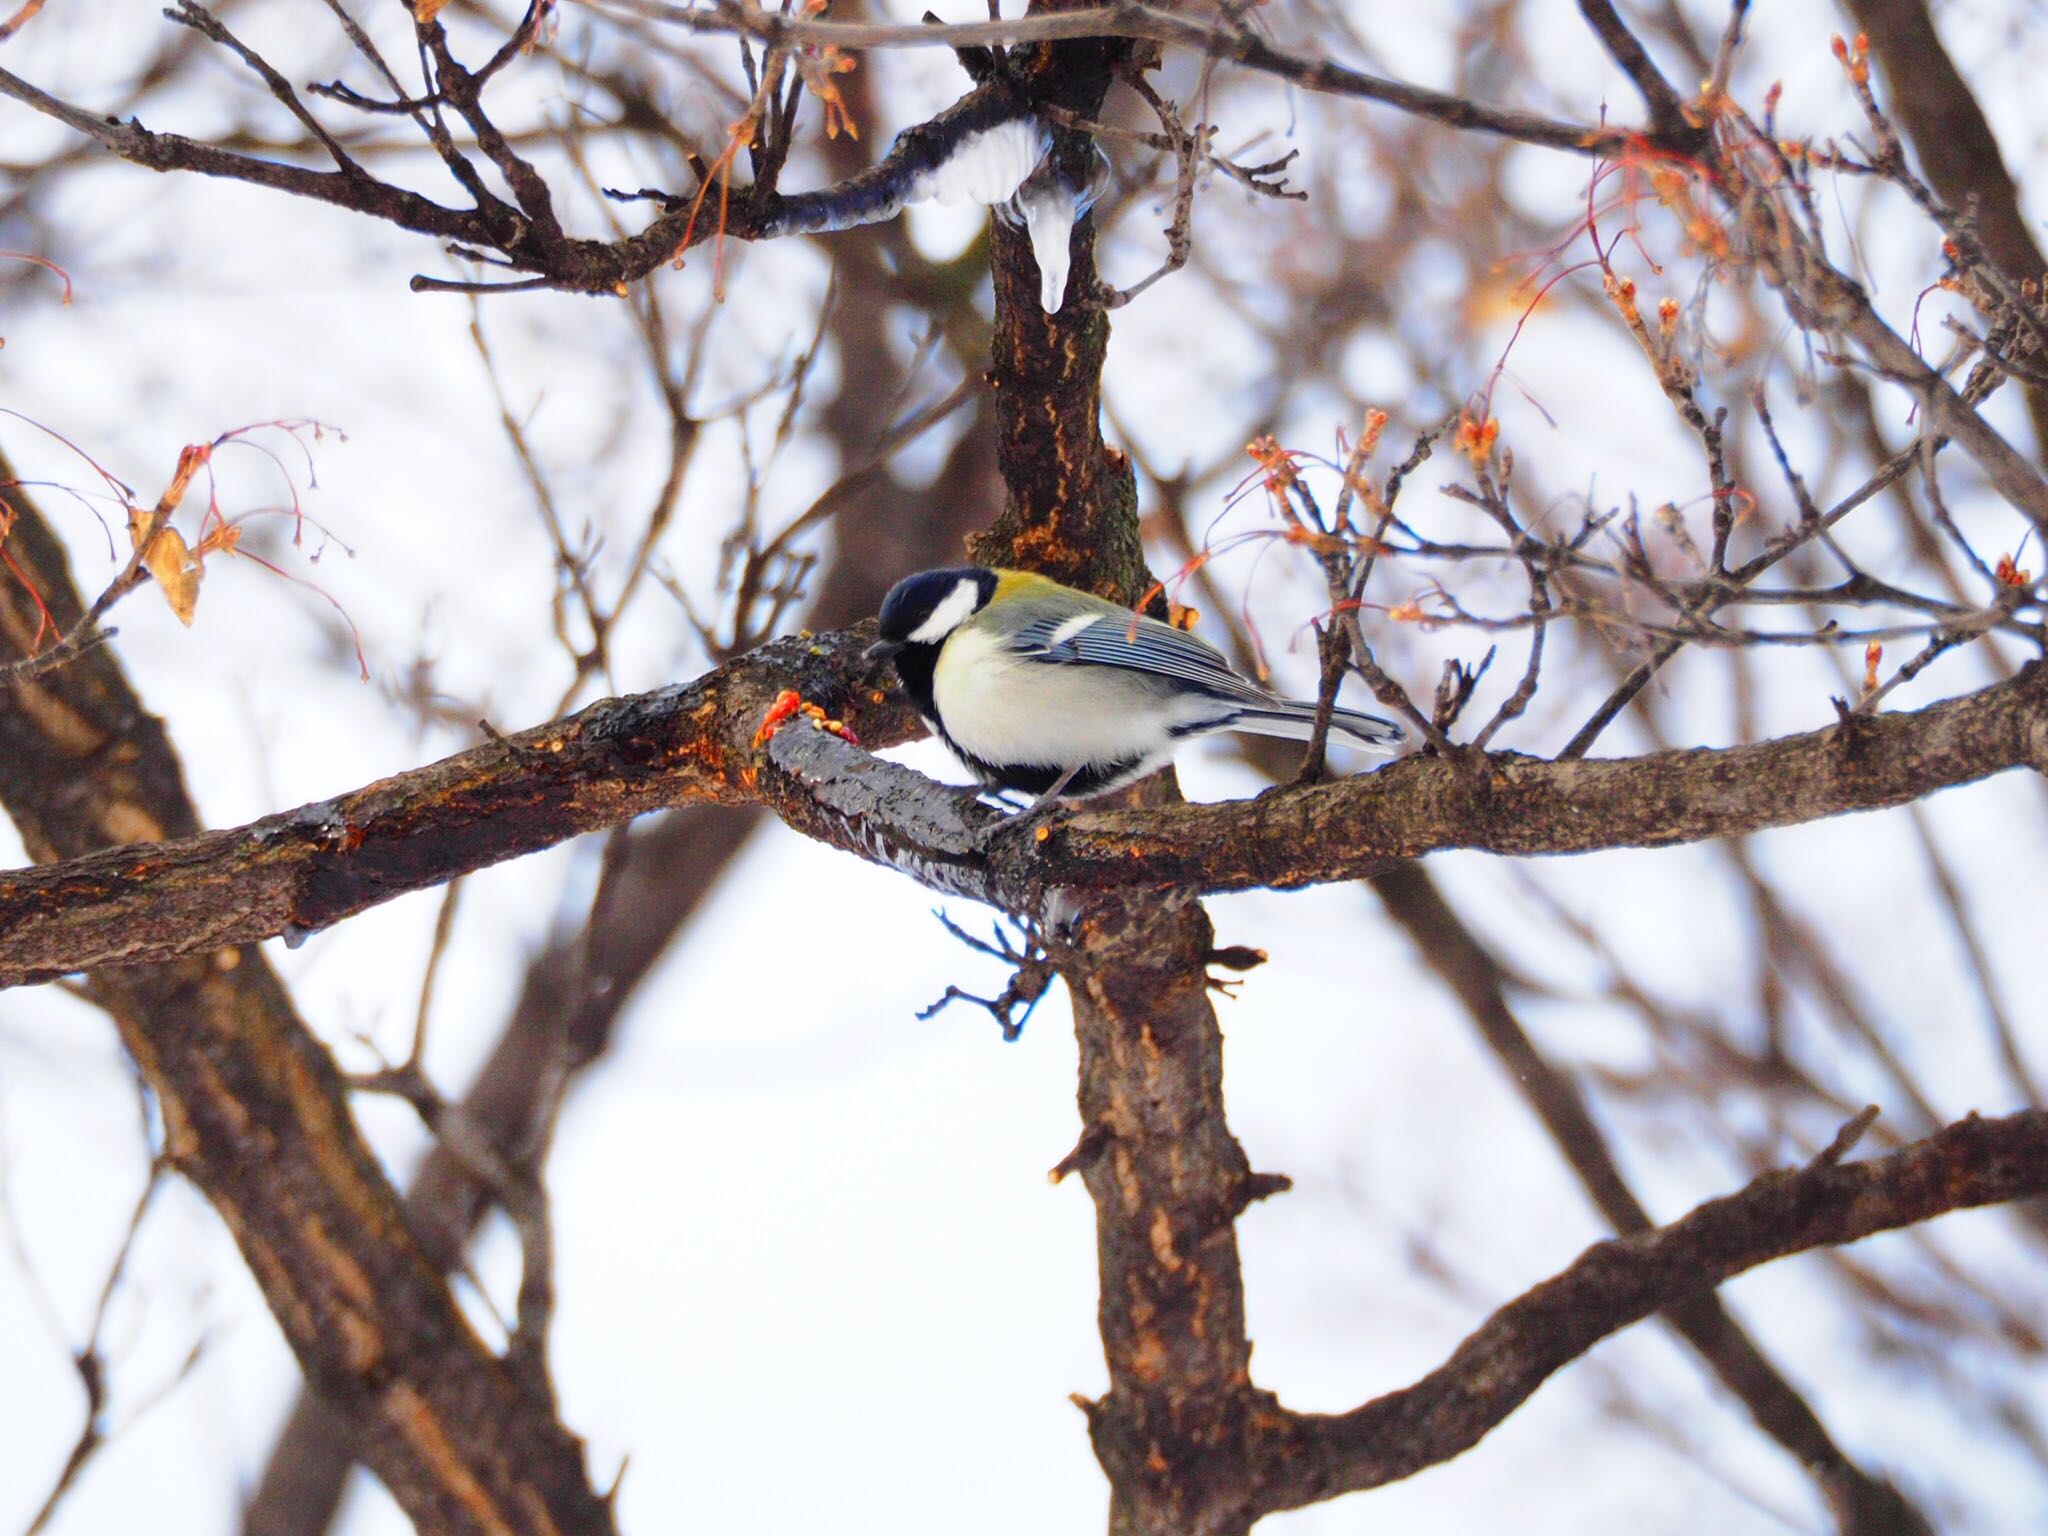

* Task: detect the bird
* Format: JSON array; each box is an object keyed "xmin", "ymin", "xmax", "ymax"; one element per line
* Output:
[{"xmin": 866, "ymin": 565, "xmax": 1404, "ymax": 804}]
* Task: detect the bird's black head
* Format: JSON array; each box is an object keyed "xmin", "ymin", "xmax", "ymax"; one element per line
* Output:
[{"xmin": 868, "ymin": 566, "xmax": 998, "ymax": 658}]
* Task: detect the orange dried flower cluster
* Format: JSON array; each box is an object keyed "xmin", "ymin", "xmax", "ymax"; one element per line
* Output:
[
  {"xmin": 129, "ymin": 442, "xmax": 212, "ymax": 625},
  {"xmin": 797, "ymin": 0, "xmax": 860, "ymax": 141},
  {"xmin": 1454, "ymin": 409, "xmax": 1499, "ymax": 467},
  {"xmin": 1831, "ymin": 32, "xmax": 1871, "ymax": 88},
  {"xmin": 1645, "ymin": 163, "xmax": 1731, "ymax": 261},
  {"xmin": 1279, "ymin": 523, "xmax": 1348, "ymax": 558},
  {"xmin": 1357, "ymin": 408, "xmax": 1389, "ymax": 459},
  {"xmin": 1245, "ymin": 434, "xmax": 1302, "ymax": 495},
  {"xmin": 1604, "ymin": 272, "xmax": 1641, "ymax": 326}
]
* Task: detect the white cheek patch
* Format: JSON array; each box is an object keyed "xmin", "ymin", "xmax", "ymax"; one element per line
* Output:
[{"xmin": 908, "ymin": 577, "xmax": 983, "ymax": 643}]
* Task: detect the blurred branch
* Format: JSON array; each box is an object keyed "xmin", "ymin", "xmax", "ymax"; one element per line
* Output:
[
  {"xmin": 604, "ymin": 0, "xmax": 1665, "ymax": 157},
  {"xmin": 1572, "ymin": 0, "xmax": 1689, "ymax": 134},
  {"xmin": 0, "ymin": 455, "xmax": 615, "ymax": 1536},
  {"xmin": 1370, "ymin": 864, "xmax": 1932, "ymax": 1536},
  {"xmin": 1842, "ymin": 0, "xmax": 2048, "ymax": 454},
  {"xmin": 1715, "ymin": 104, "xmax": 2048, "ymax": 535},
  {"xmin": 240, "ymin": 807, "xmax": 759, "ymax": 1536},
  {"xmin": 241, "ymin": 136, "xmax": 1002, "ymax": 1522},
  {"xmin": 15, "ymin": 1163, "xmax": 174, "ymax": 1536},
  {"xmin": 1252, "ymin": 1108, "xmax": 2048, "ymax": 1514}
]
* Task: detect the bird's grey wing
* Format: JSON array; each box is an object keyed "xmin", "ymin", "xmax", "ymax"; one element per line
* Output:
[{"xmin": 1003, "ymin": 611, "xmax": 1272, "ymax": 704}]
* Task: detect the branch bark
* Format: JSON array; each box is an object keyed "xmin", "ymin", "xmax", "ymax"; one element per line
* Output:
[
  {"xmin": 614, "ymin": 0, "xmax": 1663, "ymax": 157},
  {"xmin": 1062, "ymin": 866, "xmax": 1269, "ymax": 1536},
  {"xmin": 958, "ymin": 16, "xmax": 1267, "ymax": 1533},
  {"xmin": 240, "ymin": 110, "xmax": 1005, "ymax": 1523},
  {"xmin": 1250, "ymin": 1108, "xmax": 2048, "ymax": 1513},
  {"xmin": 0, "ymin": 457, "xmax": 614, "ymax": 1535},
  {"xmin": 4, "ymin": 649, "xmax": 2045, "ymax": 986}
]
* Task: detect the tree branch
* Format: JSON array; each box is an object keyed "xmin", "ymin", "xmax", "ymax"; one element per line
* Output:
[
  {"xmin": 0, "ymin": 457, "xmax": 613, "ymax": 1534},
  {"xmin": 1252, "ymin": 1108, "xmax": 2048, "ymax": 1513},
  {"xmin": 240, "ymin": 161, "xmax": 1005, "ymax": 1529},
  {"xmin": 1842, "ymin": 0, "xmax": 2048, "ymax": 454},
  {"xmin": 1370, "ymin": 863, "xmax": 1932, "ymax": 1535},
  {"xmin": 1573, "ymin": 0, "xmax": 1690, "ymax": 133},
  {"xmin": 0, "ymin": 0, "xmax": 1660, "ymax": 302},
  {"xmin": 2, "ymin": 638, "xmax": 2044, "ymax": 986},
  {"xmin": 606, "ymin": 0, "xmax": 1665, "ymax": 157}
]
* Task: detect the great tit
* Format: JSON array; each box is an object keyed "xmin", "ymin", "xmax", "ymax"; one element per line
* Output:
[{"xmin": 867, "ymin": 566, "xmax": 1404, "ymax": 802}]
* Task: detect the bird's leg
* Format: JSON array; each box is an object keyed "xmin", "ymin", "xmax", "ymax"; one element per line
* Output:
[
  {"xmin": 1017, "ymin": 763, "xmax": 1082, "ymax": 817},
  {"xmin": 970, "ymin": 772, "xmax": 1079, "ymax": 853}
]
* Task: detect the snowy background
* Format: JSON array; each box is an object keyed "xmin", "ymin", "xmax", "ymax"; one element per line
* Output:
[{"xmin": 3, "ymin": 0, "xmax": 2047, "ymax": 1531}]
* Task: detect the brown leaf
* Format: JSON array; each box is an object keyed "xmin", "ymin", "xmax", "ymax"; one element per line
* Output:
[{"xmin": 130, "ymin": 514, "xmax": 203, "ymax": 625}]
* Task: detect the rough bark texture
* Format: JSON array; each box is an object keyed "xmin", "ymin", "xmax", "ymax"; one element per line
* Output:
[
  {"xmin": 0, "ymin": 460, "xmax": 613, "ymax": 1536},
  {"xmin": 973, "ymin": 218, "xmax": 1146, "ymax": 599},
  {"xmin": 964, "ymin": 15, "xmax": 1264, "ymax": 1534},
  {"xmin": 1061, "ymin": 874, "xmax": 1266, "ymax": 1536},
  {"xmin": 241, "ymin": 88, "xmax": 1008, "ymax": 1520},
  {"xmin": 6, "ymin": 654, "xmax": 2045, "ymax": 985}
]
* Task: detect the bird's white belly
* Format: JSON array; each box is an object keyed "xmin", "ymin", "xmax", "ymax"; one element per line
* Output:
[{"xmin": 931, "ymin": 625, "xmax": 1218, "ymax": 772}]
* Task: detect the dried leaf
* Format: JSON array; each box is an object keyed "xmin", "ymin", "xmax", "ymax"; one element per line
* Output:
[{"xmin": 131, "ymin": 514, "xmax": 203, "ymax": 625}]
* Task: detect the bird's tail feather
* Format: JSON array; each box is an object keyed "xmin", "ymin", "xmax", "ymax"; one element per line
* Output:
[{"xmin": 1228, "ymin": 701, "xmax": 1403, "ymax": 752}]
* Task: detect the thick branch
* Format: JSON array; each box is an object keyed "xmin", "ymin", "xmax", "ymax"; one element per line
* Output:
[
  {"xmin": 4, "ymin": 647, "xmax": 2045, "ymax": 986},
  {"xmin": 1062, "ymin": 866, "xmax": 1265, "ymax": 1536},
  {"xmin": 1251, "ymin": 1109, "xmax": 2048, "ymax": 1511},
  {"xmin": 0, "ymin": 459, "xmax": 612, "ymax": 1534}
]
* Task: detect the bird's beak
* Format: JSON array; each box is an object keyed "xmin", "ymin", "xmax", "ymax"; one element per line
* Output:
[{"xmin": 865, "ymin": 639, "xmax": 904, "ymax": 661}]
